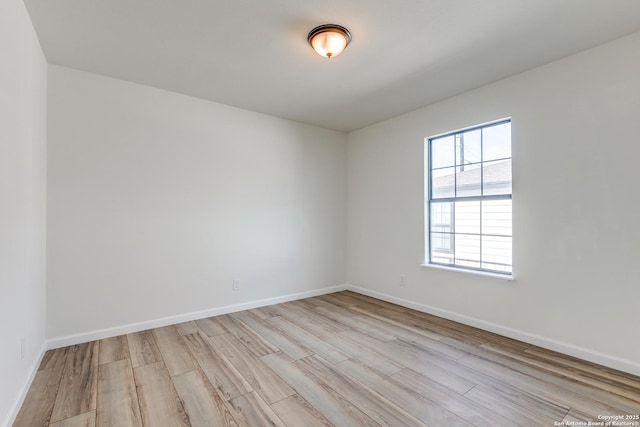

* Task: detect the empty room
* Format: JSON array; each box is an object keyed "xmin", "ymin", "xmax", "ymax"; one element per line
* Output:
[{"xmin": 2, "ymin": 0, "xmax": 640, "ymax": 425}]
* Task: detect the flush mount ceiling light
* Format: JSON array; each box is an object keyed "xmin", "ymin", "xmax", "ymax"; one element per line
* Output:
[{"xmin": 307, "ymin": 24, "xmax": 352, "ymax": 58}]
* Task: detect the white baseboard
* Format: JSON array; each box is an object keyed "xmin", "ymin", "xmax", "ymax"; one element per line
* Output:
[
  {"xmin": 1, "ymin": 342, "xmax": 47, "ymax": 427},
  {"xmin": 35, "ymin": 281, "xmax": 640, "ymax": 397},
  {"xmin": 46, "ymin": 284, "xmax": 348, "ymax": 350},
  {"xmin": 347, "ymin": 285, "xmax": 640, "ymax": 377}
]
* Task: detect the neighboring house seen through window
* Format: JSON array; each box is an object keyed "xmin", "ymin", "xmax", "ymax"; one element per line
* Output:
[{"xmin": 426, "ymin": 119, "xmax": 512, "ymax": 275}]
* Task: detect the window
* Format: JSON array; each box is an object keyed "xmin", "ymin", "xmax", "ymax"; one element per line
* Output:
[{"xmin": 426, "ymin": 119, "xmax": 512, "ymax": 275}]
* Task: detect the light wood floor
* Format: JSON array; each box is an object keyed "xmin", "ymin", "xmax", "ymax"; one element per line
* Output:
[{"xmin": 14, "ymin": 291, "xmax": 640, "ymax": 426}]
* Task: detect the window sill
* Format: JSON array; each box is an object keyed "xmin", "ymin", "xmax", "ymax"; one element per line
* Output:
[{"xmin": 421, "ymin": 263, "xmax": 515, "ymax": 281}]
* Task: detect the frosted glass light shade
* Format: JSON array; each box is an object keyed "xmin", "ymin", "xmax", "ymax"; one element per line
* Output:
[{"xmin": 307, "ymin": 24, "xmax": 352, "ymax": 58}]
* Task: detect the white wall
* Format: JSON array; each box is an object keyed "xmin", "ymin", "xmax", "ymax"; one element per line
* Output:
[
  {"xmin": 347, "ymin": 32, "xmax": 640, "ymax": 375},
  {"xmin": 47, "ymin": 66, "xmax": 346, "ymax": 339},
  {"xmin": 0, "ymin": 0, "xmax": 48, "ymax": 425}
]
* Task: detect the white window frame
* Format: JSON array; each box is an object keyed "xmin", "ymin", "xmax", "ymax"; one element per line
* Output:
[{"xmin": 424, "ymin": 118, "xmax": 513, "ymax": 277}]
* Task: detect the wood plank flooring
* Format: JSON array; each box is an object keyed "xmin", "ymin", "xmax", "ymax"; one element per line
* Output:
[{"xmin": 14, "ymin": 291, "xmax": 640, "ymax": 426}]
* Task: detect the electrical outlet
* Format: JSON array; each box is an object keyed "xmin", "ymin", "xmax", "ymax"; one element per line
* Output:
[
  {"xmin": 20, "ymin": 337, "xmax": 25, "ymax": 360},
  {"xmin": 233, "ymin": 279, "xmax": 240, "ymax": 291},
  {"xmin": 399, "ymin": 275, "xmax": 406, "ymax": 286}
]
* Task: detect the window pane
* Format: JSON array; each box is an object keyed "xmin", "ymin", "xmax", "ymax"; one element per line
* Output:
[
  {"xmin": 431, "ymin": 202, "xmax": 453, "ymax": 231},
  {"xmin": 482, "ymin": 159, "xmax": 512, "ymax": 196},
  {"xmin": 456, "ymin": 164, "xmax": 481, "ymax": 197},
  {"xmin": 482, "ymin": 236, "xmax": 512, "ymax": 273},
  {"xmin": 431, "ymin": 135, "xmax": 455, "ymax": 169},
  {"xmin": 426, "ymin": 119, "xmax": 512, "ymax": 275},
  {"xmin": 454, "ymin": 200, "xmax": 479, "ymax": 234},
  {"xmin": 482, "ymin": 199, "xmax": 512, "ymax": 236},
  {"xmin": 456, "ymin": 129, "xmax": 481, "ymax": 166},
  {"xmin": 454, "ymin": 234, "xmax": 480, "ymax": 269},
  {"xmin": 482, "ymin": 122, "xmax": 511, "ymax": 161},
  {"xmin": 431, "ymin": 233, "xmax": 454, "ymax": 264},
  {"xmin": 432, "ymin": 167, "xmax": 455, "ymax": 198}
]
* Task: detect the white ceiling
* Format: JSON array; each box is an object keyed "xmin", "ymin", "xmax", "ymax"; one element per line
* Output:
[{"xmin": 24, "ymin": 0, "xmax": 640, "ymax": 132}]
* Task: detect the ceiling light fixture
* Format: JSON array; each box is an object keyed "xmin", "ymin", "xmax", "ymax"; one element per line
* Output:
[{"xmin": 307, "ymin": 24, "xmax": 352, "ymax": 58}]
